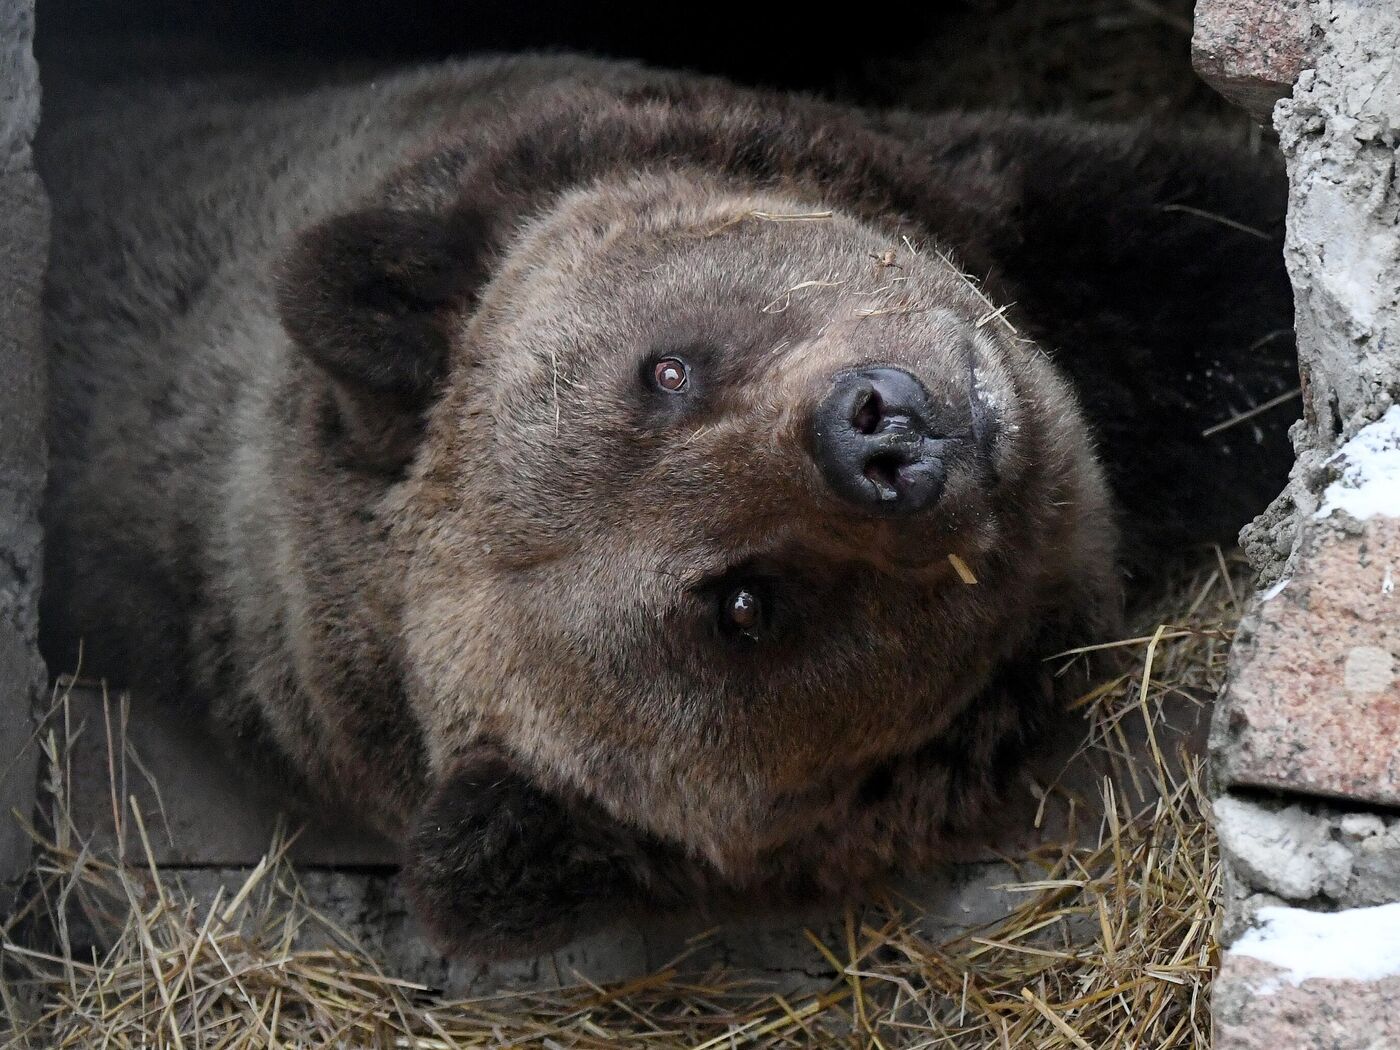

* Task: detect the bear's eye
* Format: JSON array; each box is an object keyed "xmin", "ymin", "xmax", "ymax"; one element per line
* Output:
[
  {"xmin": 721, "ymin": 584, "xmax": 764, "ymax": 640},
  {"xmin": 652, "ymin": 356, "xmax": 690, "ymax": 393}
]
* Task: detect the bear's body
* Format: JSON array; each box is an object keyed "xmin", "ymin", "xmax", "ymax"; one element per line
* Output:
[{"xmin": 41, "ymin": 56, "xmax": 1296, "ymax": 957}]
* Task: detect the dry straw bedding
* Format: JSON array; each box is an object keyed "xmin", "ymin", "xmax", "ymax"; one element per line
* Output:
[{"xmin": 0, "ymin": 558, "xmax": 1242, "ymax": 1049}]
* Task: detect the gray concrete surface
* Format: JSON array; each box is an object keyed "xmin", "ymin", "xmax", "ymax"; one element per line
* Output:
[
  {"xmin": 0, "ymin": 0, "xmax": 46, "ymax": 915},
  {"xmin": 1238, "ymin": 0, "xmax": 1400, "ymax": 585},
  {"xmin": 1206, "ymin": 0, "xmax": 1400, "ymax": 876},
  {"xmin": 0, "ymin": 0, "xmax": 39, "ymax": 173},
  {"xmin": 1215, "ymin": 0, "xmax": 1400, "ymax": 866},
  {"xmin": 163, "ymin": 859, "xmax": 1026, "ymax": 996},
  {"xmin": 60, "ymin": 684, "xmax": 399, "ymax": 869},
  {"xmin": 1217, "ymin": 795, "xmax": 1400, "ymax": 940}
]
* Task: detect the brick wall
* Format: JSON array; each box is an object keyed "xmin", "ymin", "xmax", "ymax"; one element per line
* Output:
[{"xmin": 1196, "ymin": 1, "xmax": 1400, "ymax": 1044}]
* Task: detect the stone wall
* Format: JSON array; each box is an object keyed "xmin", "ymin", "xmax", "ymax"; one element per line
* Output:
[
  {"xmin": 1195, "ymin": 0, "xmax": 1400, "ymax": 1045},
  {"xmin": 0, "ymin": 0, "xmax": 46, "ymax": 913}
]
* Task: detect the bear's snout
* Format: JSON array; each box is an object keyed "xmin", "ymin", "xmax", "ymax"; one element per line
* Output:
[{"xmin": 809, "ymin": 366, "xmax": 963, "ymax": 516}]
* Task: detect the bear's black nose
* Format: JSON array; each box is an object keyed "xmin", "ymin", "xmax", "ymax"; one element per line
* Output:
[{"xmin": 810, "ymin": 367, "xmax": 953, "ymax": 515}]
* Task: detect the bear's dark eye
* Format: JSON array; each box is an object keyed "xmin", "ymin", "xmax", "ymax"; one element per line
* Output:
[
  {"xmin": 652, "ymin": 356, "xmax": 690, "ymax": 393},
  {"xmin": 721, "ymin": 584, "xmax": 764, "ymax": 640}
]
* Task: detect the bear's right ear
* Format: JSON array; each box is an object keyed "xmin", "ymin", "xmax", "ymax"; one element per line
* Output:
[
  {"xmin": 276, "ymin": 206, "xmax": 490, "ymax": 461},
  {"xmin": 404, "ymin": 746, "xmax": 702, "ymax": 960}
]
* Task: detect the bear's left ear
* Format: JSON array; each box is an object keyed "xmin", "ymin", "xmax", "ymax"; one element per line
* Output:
[{"xmin": 276, "ymin": 205, "xmax": 490, "ymax": 463}]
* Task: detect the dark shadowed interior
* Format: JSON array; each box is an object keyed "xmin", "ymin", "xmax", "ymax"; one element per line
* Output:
[{"xmin": 38, "ymin": 0, "xmax": 1238, "ymax": 125}]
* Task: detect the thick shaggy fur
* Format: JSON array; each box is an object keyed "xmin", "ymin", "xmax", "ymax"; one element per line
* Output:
[{"xmin": 40, "ymin": 56, "xmax": 1295, "ymax": 958}]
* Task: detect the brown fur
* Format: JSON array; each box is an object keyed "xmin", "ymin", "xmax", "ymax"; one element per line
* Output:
[{"xmin": 40, "ymin": 56, "xmax": 1294, "ymax": 957}]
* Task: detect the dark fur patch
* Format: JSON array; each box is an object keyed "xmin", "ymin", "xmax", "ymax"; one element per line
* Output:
[
  {"xmin": 404, "ymin": 747, "xmax": 698, "ymax": 959},
  {"xmin": 989, "ymin": 121, "xmax": 1295, "ymax": 563},
  {"xmin": 373, "ymin": 82, "xmax": 1010, "ymax": 291}
]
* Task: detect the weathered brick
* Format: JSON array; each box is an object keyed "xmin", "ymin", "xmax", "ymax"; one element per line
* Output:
[
  {"xmin": 1215, "ymin": 515, "xmax": 1400, "ymax": 807},
  {"xmin": 1191, "ymin": 0, "xmax": 1315, "ymax": 120},
  {"xmin": 1215, "ymin": 904, "xmax": 1400, "ymax": 1050}
]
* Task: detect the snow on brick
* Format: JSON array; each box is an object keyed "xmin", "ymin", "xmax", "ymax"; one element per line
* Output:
[
  {"xmin": 1317, "ymin": 406, "xmax": 1400, "ymax": 520},
  {"xmin": 1232, "ymin": 902, "xmax": 1400, "ymax": 988}
]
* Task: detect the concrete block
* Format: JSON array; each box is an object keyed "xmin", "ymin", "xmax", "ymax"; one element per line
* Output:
[
  {"xmin": 0, "ymin": 165, "xmax": 48, "ymax": 910},
  {"xmin": 1235, "ymin": 3, "xmax": 1400, "ymax": 587},
  {"xmin": 59, "ymin": 683, "xmax": 398, "ymax": 868},
  {"xmin": 1215, "ymin": 795, "xmax": 1400, "ymax": 911},
  {"xmin": 1215, "ymin": 797, "xmax": 1354, "ymax": 903},
  {"xmin": 0, "ymin": 0, "xmax": 38, "ymax": 174}
]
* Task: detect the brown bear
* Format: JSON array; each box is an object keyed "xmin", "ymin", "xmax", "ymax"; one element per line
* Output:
[{"xmin": 39, "ymin": 55, "xmax": 1296, "ymax": 958}]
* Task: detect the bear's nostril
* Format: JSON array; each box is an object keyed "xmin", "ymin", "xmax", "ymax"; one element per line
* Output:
[
  {"xmin": 851, "ymin": 390, "xmax": 881, "ymax": 436},
  {"xmin": 863, "ymin": 454, "xmax": 903, "ymax": 501}
]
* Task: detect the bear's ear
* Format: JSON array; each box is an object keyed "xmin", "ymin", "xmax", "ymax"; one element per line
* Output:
[
  {"xmin": 404, "ymin": 746, "xmax": 698, "ymax": 960},
  {"xmin": 276, "ymin": 206, "xmax": 490, "ymax": 463}
]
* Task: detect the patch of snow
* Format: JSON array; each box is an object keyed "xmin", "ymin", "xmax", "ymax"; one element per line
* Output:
[
  {"xmin": 1316, "ymin": 407, "xmax": 1400, "ymax": 520},
  {"xmin": 1233, "ymin": 903, "xmax": 1400, "ymax": 989}
]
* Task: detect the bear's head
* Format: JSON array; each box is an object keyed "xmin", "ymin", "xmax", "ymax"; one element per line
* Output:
[{"xmin": 275, "ymin": 93, "xmax": 1120, "ymax": 954}]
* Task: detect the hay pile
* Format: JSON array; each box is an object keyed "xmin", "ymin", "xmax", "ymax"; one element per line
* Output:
[{"xmin": 0, "ymin": 558, "xmax": 1242, "ymax": 1048}]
